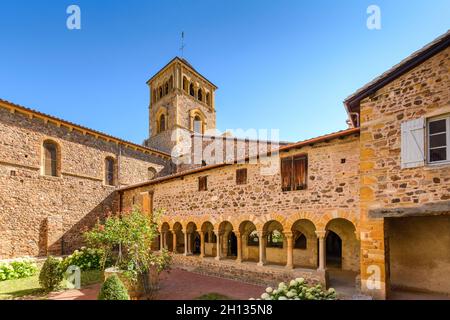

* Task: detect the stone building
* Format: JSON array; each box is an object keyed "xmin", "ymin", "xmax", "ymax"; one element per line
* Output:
[{"xmin": 0, "ymin": 31, "xmax": 449, "ymax": 299}]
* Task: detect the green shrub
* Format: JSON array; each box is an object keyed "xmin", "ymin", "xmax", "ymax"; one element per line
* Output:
[
  {"xmin": 252, "ymin": 278, "xmax": 337, "ymax": 300},
  {"xmin": 60, "ymin": 247, "xmax": 106, "ymax": 273},
  {"xmin": 39, "ymin": 256, "xmax": 63, "ymax": 292},
  {"xmin": 0, "ymin": 259, "xmax": 38, "ymax": 281},
  {"xmin": 98, "ymin": 275, "xmax": 130, "ymax": 300}
]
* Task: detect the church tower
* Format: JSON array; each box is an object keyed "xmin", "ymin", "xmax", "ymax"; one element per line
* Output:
[{"xmin": 145, "ymin": 57, "xmax": 217, "ymax": 154}]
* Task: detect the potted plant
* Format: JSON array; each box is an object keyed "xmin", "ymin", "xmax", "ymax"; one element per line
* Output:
[{"xmin": 85, "ymin": 208, "xmax": 171, "ymax": 299}]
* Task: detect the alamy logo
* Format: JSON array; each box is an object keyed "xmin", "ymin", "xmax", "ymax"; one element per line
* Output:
[
  {"xmin": 366, "ymin": 5, "xmax": 381, "ymax": 30},
  {"xmin": 66, "ymin": 5, "xmax": 81, "ymax": 30}
]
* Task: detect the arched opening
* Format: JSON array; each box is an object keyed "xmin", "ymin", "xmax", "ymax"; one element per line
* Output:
[
  {"xmin": 183, "ymin": 77, "xmax": 189, "ymax": 93},
  {"xmin": 198, "ymin": 88, "xmax": 203, "ymax": 102},
  {"xmin": 172, "ymin": 222, "xmax": 184, "ymax": 254},
  {"xmin": 326, "ymin": 231, "xmax": 342, "ymax": 268},
  {"xmin": 193, "ymin": 115, "xmax": 203, "ymax": 134},
  {"xmin": 148, "ymin": 167, "xmax": 157, "ymax": 180},
  {"xmin": 325, "ymin": 218, "xmax": 359, "ymax": 271},
  {"xmin": 218, "ymin": 221, "xmax": 235, "ymax": 260},
  {"xmin": 206, "ymin": 92, "xmax": 210, "ymax": 106},
  {"xmin": 158, "ymin": 114, "xmax": 166, "ymax": 133},
  {"xmin": 227, "ymin": 232, "xmax": 237, "ymax": 257},
  {"xmin": 164, "ymin": 82, "xmax": 169, "ymax": 95},
  {"xmin": 239, "ymin": 220, "xmax": 258, "ymax": 262},
  {"xmin": 201, "ymin": 221, "xmax": 216, "ymax": 257},
  {"xmin": 169, "ymin": 76, "xmax": 173, "ymax": 91},
  {"xmin": 42, "ymin": 140, "xmax": 59, "ymax": 177},
  {"xmin": 152, "ymin": 89, "xmax": 157, "ymax": 103},
  {"xmin": 186, "ymin": 222, "xmax": 198, "ymax": 255},
  {"xmin": 161, "ymin": 222, "xmax": 173, "ymax": 252},
  {"xmin": 159, "ymin": 86, "xmax": 163, "ymax": 98},
  {"xmin": 291, "ymin": 219, "xmax": 317, "ymax": 268},
  {"xmin": 104, "ymin": 157, "xmax": 115, "ymax": 186},
  {"xmin": 189, "ymin": 83, "xmax": 195, "ymax": 97},
  {"xmin": 263, "ymin": 220, "xmax": 285, "ymax": 265}
]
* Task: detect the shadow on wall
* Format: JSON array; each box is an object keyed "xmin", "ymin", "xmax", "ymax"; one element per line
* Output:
[{"xmin": 39, "ymin": 192, "xmax": 118, "ymax": 256}]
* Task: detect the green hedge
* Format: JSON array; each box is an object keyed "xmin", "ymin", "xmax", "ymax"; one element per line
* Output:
[{"xmin": 0, "ymin": 259, "xmax": 38, "ymax": 281}]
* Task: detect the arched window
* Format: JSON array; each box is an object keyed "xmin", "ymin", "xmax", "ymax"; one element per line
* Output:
[
  {"xmin": 43, "ymin": 141, "xmax": 58, "ymax": 177},
  {"xmin": 169, "ymin": 76, "xmax": 173, "ymax": 91},
  {"xmin": 183, "ymin": 77, "xmax": 189, "ymax": 93},
  {"xmin": 193, "ymin": 115, "xmax": 203, "ymax": 134},
  {"xmin": 294, "ymin": 233, "xmax": 307, "ymax": 249},
  {"xmin": 152, "ymin": 89, "xmax": 157, "ymax": 103},
  {"xmin": 165, "ymin": 82, "xmax": 169, "ymax": 95},
  {"xmin": 247, "ymin": 230, "xmax": 259, "ymax": 246},
  {"xmin": 189, "ymin": 83, "xmax": 195, "ymax": 97},
  {"xmin": 158, "ymin": 114, "xmax": 166, "ymax": 133},
  {"xmin": 206, "ymin": 93, "xmax": 210, "ymax": 106},
  {"xmin": 267, "ymin": 230, "xmax": 283, "ymax": 248},
  {"xmin": 105, "ymin": 157, "xmax": 115, "ymax": 186},
  {"xmin": 148, "ymin": 167, "xmax": 157, "ymax": 180},
  {"xmin": 159, "ymin": 87, "xmax": 163, "ymax": 98},
  {"xmin": 198, "ymin": 89, "xmax": 203, "ymax": 102}
]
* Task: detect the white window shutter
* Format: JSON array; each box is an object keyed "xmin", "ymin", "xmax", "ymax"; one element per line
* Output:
[{"xmin": 401, "ymin": 118, "xmax": 425, "ymax": 169}]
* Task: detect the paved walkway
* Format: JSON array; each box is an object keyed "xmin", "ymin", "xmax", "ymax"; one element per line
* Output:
[{"xmin": 48, "ymin": 268, "xmax": 265, "ymax": 300}]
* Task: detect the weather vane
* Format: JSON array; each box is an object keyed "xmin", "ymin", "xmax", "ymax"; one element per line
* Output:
[{"xmin": 180, "ymin": 32, "xmax": 186, "ymax": 58}]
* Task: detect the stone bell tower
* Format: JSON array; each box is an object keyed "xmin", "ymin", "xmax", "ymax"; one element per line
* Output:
[{"xmin": 144, "ymin": 57, "xmax": 217, "ymax": 154}]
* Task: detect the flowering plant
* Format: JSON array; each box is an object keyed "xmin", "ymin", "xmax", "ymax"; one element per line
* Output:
[
  {"xmin": 251, "ymin": 278, "xmax": 337, "ymax": 300},
  {"xmin": 0, "ymin": 258, "xmax": 38, "ymax": 281}
]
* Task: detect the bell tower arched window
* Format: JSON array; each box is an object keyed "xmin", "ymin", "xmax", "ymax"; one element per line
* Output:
[
  {"xmin": 189, "ymin": 83, "xmax": 195, "ymax": 97},
  {"xmin": 198, "ymin": 89, "xmax": 203, "ymax": 102},
  {"xmin": 183, "ymin": 77, "xmax": 189, "ymax": 93},
  {"xmin": 206, "ymin": 92, "xmax": 210, "ymax": 106},
  {"xmin": 165, "ymin": 82, "xmax": 169, "ymax": 95},
  {"xmin": 158, "ymin": 114, "xmax": 166, "ymax": 133},
  {"xmin": 193, "ymin": 115, "xmax": 203, "ymax": 134}
]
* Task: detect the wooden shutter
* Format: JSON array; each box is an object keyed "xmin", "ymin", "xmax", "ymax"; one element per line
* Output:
[
  {"xmin": 236, "ymin": 168, "xmax": 247, "ymax": 185},
  {"xmin": 293, "ymin": 156, "xmax": 307, "ymax": 190},
  {"xmin": 199, "ymin": 176, "xmax": 207, "ymax": 191},
  {"xmin": 281, "ymin": 157, "xmax": 293, "ymax": 191},
  {"xmin": 401, "ymin": 118, "xmax": 425, "ymax": 169}
]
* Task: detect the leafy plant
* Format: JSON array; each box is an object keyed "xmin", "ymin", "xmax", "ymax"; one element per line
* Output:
[
  {"xmin": 98, "ymin": 275, "xmax": 130, "ymax": 300},
  {"xmin": 252, "ymin": 278, "xmax": 337, "ymax": 300},
  {"xmin": 0, "ymin": 259, "xmax": 38, "ymax": 281},
  {"xmin": 85, "ymin": 208, "xmax": 171, "ymax": 290},
  {"xmin": 60, "ymin": 247, "xmax": 107, "ymax": 273},
  {"xmin": 39, "ymin": 256, "xmax": 63, "ymax": 292}
]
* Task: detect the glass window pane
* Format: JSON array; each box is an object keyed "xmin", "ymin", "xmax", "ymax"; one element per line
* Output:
[
  {"xmin": 429, "ymin": 119, "xmax": 447, "ymax": 134},
  {"xmin": 430, "ymin": 147, "xmax": 447, "ymax": 162},
  {"xmin": 430, "ymin": 133, "xmax": 447, "ymax": 148}
]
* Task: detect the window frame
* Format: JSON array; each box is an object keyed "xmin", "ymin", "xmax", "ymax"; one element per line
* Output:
[
  {"xmin": 42, "ymin": 141, "xmax": 59, "ymax": 177},
  {"xmin": 104, "ymin": 157, "xmax": 115, "ymax": 186},
  {"xmin": 427, "ymin": 115, "xmax": 450, "ymax": 165},
  {"xmin": 280, "ymin": 154, "xmax": 308, "ymax": 192}
]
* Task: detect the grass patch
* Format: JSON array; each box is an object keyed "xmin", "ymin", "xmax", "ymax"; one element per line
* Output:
[
  {"xmin": 0, "ymin": 269, "xmax": 104, "ymax": 300},
  {"xmin": 195, "ymin": 293, "xmax": 233, "ymax": 300}
]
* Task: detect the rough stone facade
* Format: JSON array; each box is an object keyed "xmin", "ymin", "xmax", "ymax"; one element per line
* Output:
[
  {"xmin": 358, "ymin": 46, "xmax": 450, "ymax": 298},
  {"xmin": 0, "ymin": 101, "xmax": 171, "ymax": 258}
]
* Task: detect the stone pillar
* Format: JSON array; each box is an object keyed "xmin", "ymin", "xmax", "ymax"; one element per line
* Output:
[
  {"xmin": 187, "ymin": 233, "xmax": 192, "ymax": 254},
  {"xmin": 172, "ymin": 230, "xmax": 177, "ymax": 253},
  {"xmin": 159, "ymin": 232, "xmax": 164, "ymax": 251},
  {"xmin": 257, "ymin": 231, "xmax": 266, "ymax": 266},
  {"xmin": 163, "ymin": 232, "xmax": 168, "ymax": 249},
  {"xmin": 316, "ymin": 230, "xmax": 326, "ymax": 271},
  {"xmin": 215, "ymin": 232, "xmax": 221, "ymax": 261},
  {"xmin": 236, "ymin": 232, "xmax": 242, "ymax": 263},
  {"xmin": 184, "ymin": 232, "xmax": 188, "ymax": 256},
  {"xmin": 200, "ymin": 232, "xmax": 205, "ymax": 258},
  {"xmin": 285, "ymin": 232, "xmax": 294, "ymax": 269}
]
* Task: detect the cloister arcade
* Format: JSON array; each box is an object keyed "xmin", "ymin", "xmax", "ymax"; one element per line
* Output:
[{"xmin": 157, "ymin": 215, "xmax": 360, "ymax": 272}]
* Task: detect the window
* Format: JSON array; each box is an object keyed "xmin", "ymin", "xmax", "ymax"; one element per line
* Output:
[
  {"xmin": 193, "ymin": 116, "xmax": 203, "ymax": 134},
  {"xmin": 206, "ymin": 93, "xmax": 210, "ymax": 106},
  {"xmin": 148, "ymin": 167, "xmax": 157, "ymax": 180},
  {"xmin": 164, "ymin": 82, "xmax": 169, "ymax": 95},
  {"xmin": 189, "ymin": 83, "xmax": 195, "ymax": 97},
  {"xmin": 158, "ymin": 114, "xmax": 166, "ymax": 133},
  {"xmin": 247, "ymin": 230, "xmax": 259, "ymax": 246},
  {"xmin": 183, "ymin": 77, "xmax": 189, "ymax": 92},
  {"xmin": 281, "ymin": 155, "xmax": 307, "ymax": 191},
  {"xmin": 294, "ymin": 233, "xmax": 307, "ymax": 249},
  {"xmin": 159, "ymin": 87, "xmax": 163, "ymax": 98},
  {"xmin": 198, "ymin": 176, "xmax": 207, "ymax": 191},
  {"xmin": 236, "ymin": 168, "xmax": 247, "ymax": 185},
  {"xmin": 267, "ymin": 230, "xmax": 283, "ymax": 248},
  {"xmin": 105, "ymin": 157, "xmax": 115, "ymax": 186},
  {"xmin": 43, "ymin": 141, "xmax": 58, "ymax": 177},
  {"xmin": 169, "ymin": 76, "xmax": 173, "ymax": 91},
  {"xmin": 198, "ymin": 89, "xmax": 203, "ymax": 101},
  {"xmin": 428, "ymin": 116, "xmax": 449, "ymax": 163},
  {"xmin": 152, "ymin": 89, "xmax": 157, "ymax": 103}
]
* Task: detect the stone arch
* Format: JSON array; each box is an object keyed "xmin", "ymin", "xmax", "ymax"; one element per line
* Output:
[
  {"xmin": 183, "ymin": 76, "xmax": 189, "ymax": 93},
  {"xmin": 286, "ymin": 212, "xmax": 320, "ymax": 231},
  {"xmin": 172, "ymin": 222, "xmax": 184, "ymax": 254},
  {"xmin": 155, "ymin": 106, "xmax": 168, "ymax": 134},
  {"xmin": 189, "ymin": 83, "xmax": 195, "ymax": 97},
  {"xmin": 291, "ymin": 219, "xmax": 317, "ymax": 268},
  {"xmin": 198, "ymin": 88, "xmax": 203, "ymax": 101},
  {"xmin": 41, "ymin": 138, "xmax": 61, "ymax": 177},
  {"xmin": 189, "ymin": 108, "xmax": 206, "ymax": 134},
  {"xmin": 256, "ymin": 213, "xmax": 288, "ymax": 231},
  {"xmin": 325, "ymin": 218, "xmax": 359, "ymax": 271},
  {"xmin": 201, "ymin": 221, "xmax": 217, "ymax": 257},
  {"xmin": 261, "ymin": 220, "xmax": 285, "ymax": 265},
  {"xmin": 239, "ymin": 220, "xmax": 258, "ymax": 262}
]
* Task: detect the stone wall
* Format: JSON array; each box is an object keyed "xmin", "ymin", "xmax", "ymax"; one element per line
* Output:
[
  {"xmin": 0, "ymin": 105, "xmax": 170, "ymax": 259},
  {"xmin": 358, "ymin": 47, "xmax": 450, "ymax": 298}
]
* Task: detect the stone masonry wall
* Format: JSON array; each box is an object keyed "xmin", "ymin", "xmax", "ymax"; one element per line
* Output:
[
  {"xmin": 359, "ymin": 47, "xmax": 450, "ymax": 298},
  {"xmin": 0, "ymin": 105, "xmax": 170, "ymax": 259}
]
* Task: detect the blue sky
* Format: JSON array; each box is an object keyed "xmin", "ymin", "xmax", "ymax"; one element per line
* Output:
[{"xmin": 0, "ymin": 1, "xmax": 449, "ymax": 143}]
